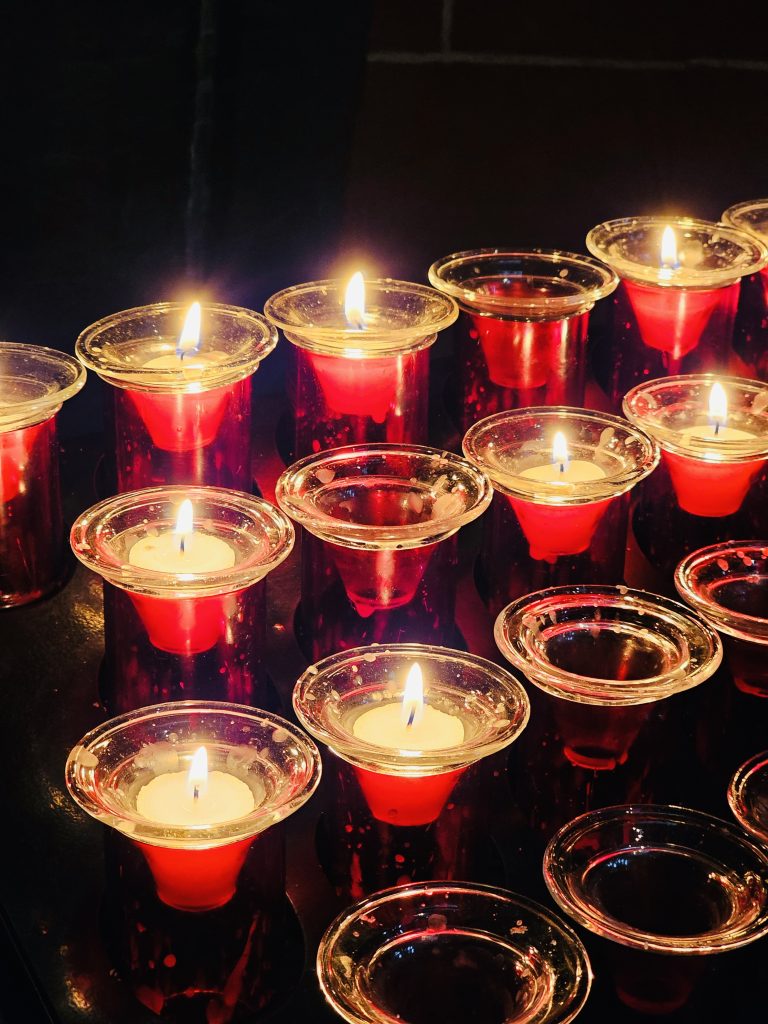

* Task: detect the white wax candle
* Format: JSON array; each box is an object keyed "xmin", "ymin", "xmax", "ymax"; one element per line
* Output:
[
  {"xmin": 142, "ymin": 351, "xmax": 228, "ymax": 372},
  {"xmin": 518, "ymin": 460, "xmax": 607, "ymax": 484},
  {"xmin": 352, "ymin": 701, "xmax": 464, "ymax": 752},
  {"xmin": 137, "ymin": 769, "xmax": 255, "ymax": 827},
  {"xmin": 678, "ymin": 424, "xmax": 756, "ymax": 445},
  {"xmin": 128, "ymin": 531, "xmax": 236, "ymax": 574}
]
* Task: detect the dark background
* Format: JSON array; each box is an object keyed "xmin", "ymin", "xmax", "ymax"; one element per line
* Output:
[{"xmin": 1, "ymin": 0, "xmax": 767, "ymax": 434}]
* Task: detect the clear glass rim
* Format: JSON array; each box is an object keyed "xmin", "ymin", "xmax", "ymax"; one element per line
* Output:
[
  {"xmin": 586, "ymin": 215, "xmax": 768, "ymax": 288},
  {"xmin": 544, "ymin": 803, "xmax": 768, "ymax": 953},
  {"xmin": 70, "ymin": 484, "xmax": 295, "ymax": 597},
  {"xmin": 722, "ymin": 199, "xmax": 768, "ymax": 240},
  {"xmin": 675, "ymin": 540, "xmax": 768, "ymax": 643},
  {"xmin": 264, "ymin": 277, "xmax": 458, "ymax": 355},
  {"xmin": 0, "ymin": 342, "xmax": 87, "ymax": 431},
  {"xmin": 293, "ymin": 643, "xmax": 531, "ymax": 774},
  {"xmin": 276, "ymin": 443, "xmax": 493, "ymax": 549},
  {"xmin": 462, "ymin": 406, "xmax": 659, "ymax": 506},
  {"xmin": 623, "ymin": 373, "xmax": 768, "ymax": 462},
  {"xmin": 317, "ymin": 880, "xmax": 593, "ymax": 1024},
  {"xmin": 494, "ymin": 584, "xmax": 722, "ymax": 704},
  {"xmin": 65, "ymin": 700, "xmax": 322, "ymax": 847},
  {"xmin": 428, "ymin": 247, "xmax": 618, "ymax": 318},
  {"xmin": 728, "ymin": 750, "xmax": 768, "ymax": 844},
  {"xmin": 75, "ymin": 300, "xmax": 277, "ymax": 391}
]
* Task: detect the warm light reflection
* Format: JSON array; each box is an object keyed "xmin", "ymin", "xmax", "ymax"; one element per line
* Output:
[
  {"xmin": 552, "ymin": 430, "xmax": 569, "ymax": 472},
  {"xmin": 660, "ymin": 226, "xmax": 678, "ymax": 269},
  {"xmin": 177, "ymin": 301, "xmax": 202, "ymax": 358},
  {"xmin": 187, "ymin": 746, "xmax": 208, "ymax": 800},
  {"xmin": 709, "ymin": 381, "xmax": 728, "ymax": 431},
  {"xmin": 401, "ymin": 663, "xmax": 425, "ymax": 728},
  {"xmin": 344, "ymin": 271, "xmax": 366, "ymax": 330}
]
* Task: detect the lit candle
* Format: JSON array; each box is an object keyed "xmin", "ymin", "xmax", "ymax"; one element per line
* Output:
[
  {"xmin": 518, "ymin": 431, "xmax": 607, "ymax": 484},
  {"xmin": 658, "ymin": 225, "xmax": 679, "ymax": 281},
  {"xmin": 126, "ymin": 499, "xmax": 238, "ymax": 654},
  {"xmin": 678, "ymin": 382, "xmax": 756, "ymax": 446},
  {"xmin": 128, "ymin": 498, "xmax": 236, "ymax": 574},
  {"xmin": 352, "ymin": 663, "xmax": 465, "ymax": 751},
  {"xmin": 136, "ymin": 745, "xmax": 255, "ymax": 827},
  {"xmin": 141, "ymin": 302, "xmax": 227, "ymax": 373}
]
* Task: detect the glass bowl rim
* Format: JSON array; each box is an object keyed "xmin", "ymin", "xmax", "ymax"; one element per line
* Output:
[
  {"xmin": 427, "ymin": 246, "xmax": 618, "ymax": 318},
  {"xmin": 675, "ymin": 540, "xmax": 768, "ymax": 643},
  {"xmin": 544, "ymin": 802, "xmax": 768, "ymax": 953},
  {"xmin": 276, "ymin": 442, "xmax": 493, "ymax": 548},
  {"xmin": 317, "ymin": 879, "xmax": 593, "ymax": 1024},
  {"xmin": 75, "ymin": 299, "xmax": 277, "ymax": 390},
  {"xmin": 293, "ymin": 642, "xmax": 531, "ymax": 773},
  {"xmin": 728, "ymin": 750, "xmax": 768, "ymax": 844},
  {"xmin": 0, "ymin": 342, "xmax": 87, "ymax": 431},
  {"xmin": 586, "ymin": 215, "xmax": 768, "ymax": 287},
  {"xmin": 65, "ymin": 699, "xmax": 322, "ymax": 847},
  {"xmin": 494, "ymin": 584, "xmax": 722, "ymax": 704},
  {"xmin": 462, "ymin": 406, "xmax": 659, "ymax": 506},
  {"xmin": 722, "ymin": 198, "xmax": 768, "ymax": 237},
  {"xmin": 70, "ymin": 484, "xmax": 295, "ymax": 596}
]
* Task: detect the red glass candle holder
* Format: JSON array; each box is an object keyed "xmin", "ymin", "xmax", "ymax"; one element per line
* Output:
[
  {"xmin": 495, "ymin": 585, "xmax": 721, "ymax": 772},
  {"xmin": 76, "ymin": 301, "xmax": 276, "ymax": 492},
  {"xmin": 264, "ymin": 278, "xmax": 457, "ymax": 459},
  {"xmin": 676, "ymin": 540, "xmax": 768, "ymax": 698},
  {"xmin": 463, "ymin": 407, "xmax": 658, "ymax": 615},
  {"xmin": 318, "ymin": 882, "xmax": 592, "ymax": 1024},
  {"xmin": 722, "ymin": 199, "xmax": 768, "ymax": 381},
  {"xmin": 623, "ymin": 374, "xmax": 768, "ymax": 585},
  {"xmin": 276, "ymin": 444, "xmax": 491, "ymax": 659},
  {"xmin": 65, "ymin": 700, "xmax": 321, "ymax": 912},
  {"xmin": 70, "ymin": 486, "xmax": 293, "ymax": 710},
  {"xmin": 586, "ymin": 216, "xmax": 767, "ymax": 411},
  {"xmin": 102, "ymin": 825, "xmax": 302, "ymax": 1019},
  {"xmin": 729, "ymin": 750, "xmax": 768, "ymax": 845},
  {"xmin": 544, "ymin": 804, "xmax": 768, "ymax": 1015},
  {"xmin": 428, "ymin": 248, "xmax": 617, "ymax": 432},
  {"xmin": 293, "ymin": 644, "xmax": 529, "ymax": 828},
  {"xmin": 0, "ymin": 343, "xmax": 86, "ymax": 607}
]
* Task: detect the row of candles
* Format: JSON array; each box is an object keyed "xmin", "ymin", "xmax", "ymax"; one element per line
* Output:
[{"xmin": 5, "ymin": 205, "xmax": 768, "ymax": 1020}]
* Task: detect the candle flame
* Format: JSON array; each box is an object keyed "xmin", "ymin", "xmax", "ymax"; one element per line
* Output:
[
  {"xmin": 177, "ymin": 301, "xmax": 202, "ymax": 359},
  {"xmin": 709, "ymin": 381, "xmax": 728, "ymax": 430},
  {"xmin": 187, "ymin": 746, "xmax": 208, "ymax": 800},
  {"xmin": 552, "ymin": 431, "xmax": 569, "ymax": 472},
  {"xmin": 175, "ymin": 498, "xmax": 194, "ymax": 554},
  {"xmin": 401, "ymin": 662, "xmax": 424, "ymax": 728},
  {"xmin": 344, "ymin": 272, "xmax": 366, "ymax": 330},
  {"xmin": 660, "ymin": 226, "xmax": 678, "ymax": 270}
]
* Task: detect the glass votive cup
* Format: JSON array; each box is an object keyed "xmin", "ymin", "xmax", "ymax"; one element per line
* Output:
[
  {"xmin": 264, "ymin": 278, "xmax": 457, "ymax": 459},
  {"xmin": 0, "ymin": 343, "xmax": 86, "ymax": 606},
  {"xmin": 676, "ymin": 541, "xmax": 768, "ymax": 697},
  {"xmin": 544, "ymin": 804, "xmax": 768, "ymax": 1015},
  {"xmin": 76, "ymin": 301, "xmax": 276, "ymax": 492},
  {"xmin": 65, "ymin": 700, "xmax": 321, "ymax": 911},
  {"xmin": 317, "ymin": 881, "xmax": 592, "ymax": 1024},
  {"xmin": 276, "ymin": 444, "xmax": 492, "ymax": 659},
  {"xmin": 70, "ymin": 485, "xmax": 294, "ymax": 710},
  {"xmin": 462, "ymin": 408, "xmax": 658, "ymax": 614},
  {"xmin": 428, "ymin": 248, "xmax": 617, "ymax": 432},
  {"xmin": 624, "ymin": 374, "xmax": 768, "ymax": 582},
  {"xmin": 722, "ymin": 199, "xmax": 768, "ymax": 381},
  {"xmin": 729, "ymin": 750, "xmax": 768, "ymax": 844},
  {"xmin": 495, "ymin": 585, "xmax": 722, "ymax": 772},
  {"xmin": 293, "ymin": 643, "xmax": 530, "ymax": 827},
  {"xmin": 586, "ymin": 216, "xmax": 767, "ymax": 410}
]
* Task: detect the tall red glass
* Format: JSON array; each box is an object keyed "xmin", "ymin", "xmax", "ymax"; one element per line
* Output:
[
  {"xmin": 265, "ymin": 278, "xmax": 457, "ymax": 460},
  {"xmin": 76, "ymin": 301, "xmax": 276, "ymax": 492},
  {"xmin": 463, "ymin": 407, "xmax": 658, "ymax": 615},
  {"xmin": 723, "ymin": 199, "xmax": 768, "ymax": 382},
  {"xmin": 428, "ymin": 248, "xmax": 617, "ymax": 432},
  {"xmin": 587, "ymin": 216, "xmax": 767, "ymax": 411},
  {"xmin": 0, "ymin": 343, "xmax": 86, "ymax": 606}
]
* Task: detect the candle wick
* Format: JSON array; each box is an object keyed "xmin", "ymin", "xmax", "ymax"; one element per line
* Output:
[
  {"xmin": 559, "ymin": 462, "xmax": 565, "ymax": 474},
  {"xmin": 714, "ymin": 421, "xmax": 720, "ymax": 437},
  {"xmin": 406, "ymin": 706, "xmax": 416, "ymax": 727},
  {"xmin": 193, "ymin": 784, "xmax": 199, "ymax": 800},
  {"xmin": 179, "ymin": 535, "xmax": 186, "ymax": 555}
]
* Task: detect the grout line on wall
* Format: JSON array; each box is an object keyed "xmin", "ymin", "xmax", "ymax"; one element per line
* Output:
[{"xmin": 368, "ymin": 51, "xmax": 768, "ymax": 73}]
